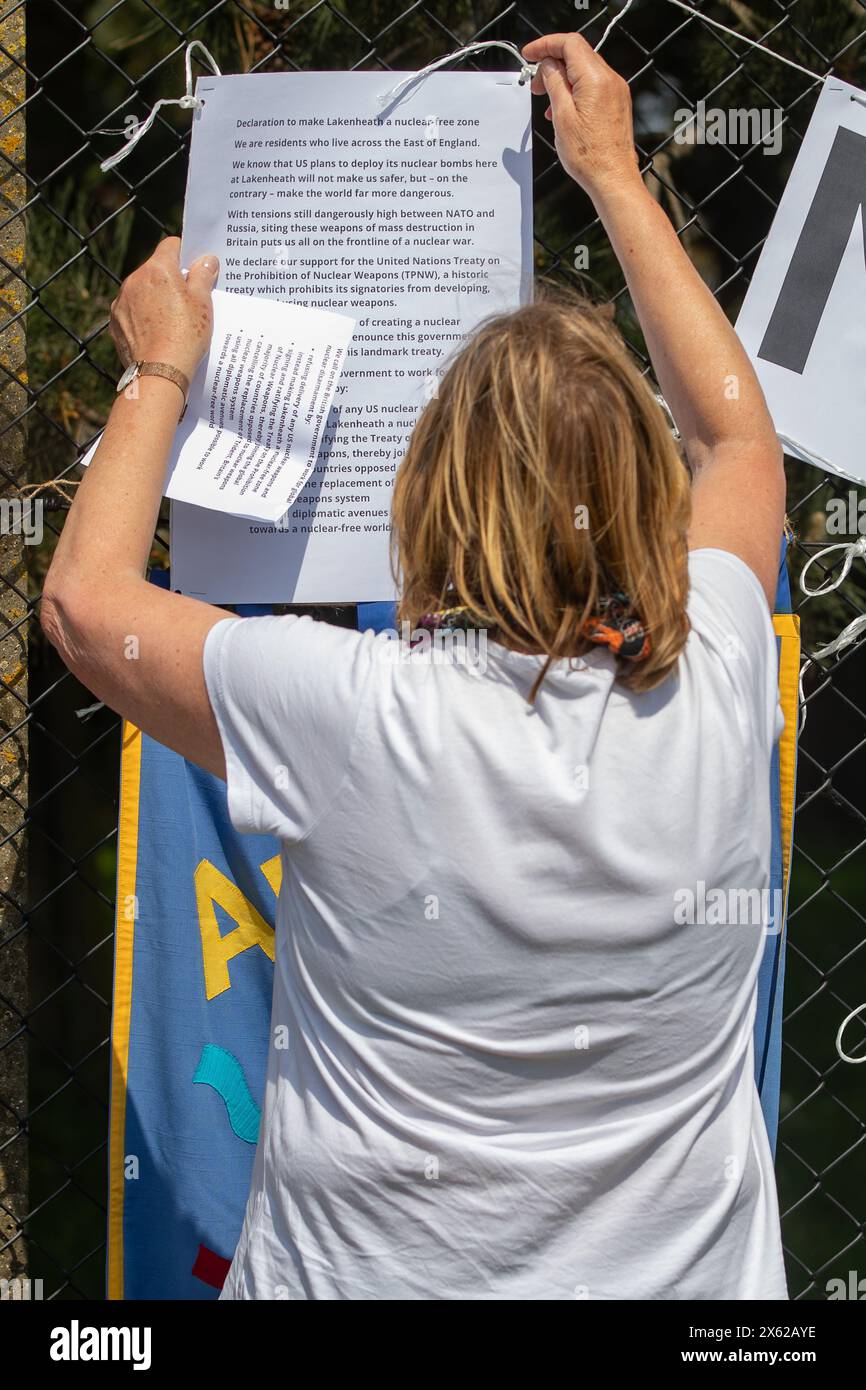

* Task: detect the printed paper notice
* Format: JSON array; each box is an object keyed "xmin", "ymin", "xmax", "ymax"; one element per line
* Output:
[
  {"xmin": 173, "ymin": 69, "xmax": 533, "ymax": 602},
  {"xmin": 174, "ymin": 290, "xmax": 353, "ymax": 520},
  {"xmin": 82, "ymin": 290, "xmax": 354, "ymax": 522}
]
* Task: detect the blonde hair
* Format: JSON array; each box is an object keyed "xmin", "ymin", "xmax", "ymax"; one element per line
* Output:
[{"xmin": 391, "ymin": 287, "xmax": 692, "ymax": 698}]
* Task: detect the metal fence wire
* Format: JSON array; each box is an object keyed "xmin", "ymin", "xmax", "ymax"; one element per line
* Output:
[{"xmin": 1, "ymin": 0, "xmax": 865, "ymax": 1301}]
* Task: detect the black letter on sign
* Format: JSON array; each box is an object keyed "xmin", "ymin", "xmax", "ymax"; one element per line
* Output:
[{"xmin": 759, "ymin": 125, "xmax": 866, "ymax": 375}]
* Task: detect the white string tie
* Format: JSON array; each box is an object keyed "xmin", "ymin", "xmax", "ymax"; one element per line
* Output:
[
  {"xmin": 799, "ymin": 536, "xmax": 866, "ymax": 598},
  {"xmin": 796, "ymin": 644, "xmax": 813, "ymax": 738},
  {"xmin": 378, "ymin": 3, "xmax": 640, "ymax": 111},
  {"xmin": 97, "ymin": 41, "xmax": 221, "ymax": 172},
  {"xmin": 75, "ymin": 700, "xmax": 105, "ymax": 721},
  {"xmin": 377, "ymin": 41, "xmax": 537, "ymax": 110},
  {"xmin": 595, "ymin": 0, "xmax": 638, "ymax": 53},
  {"xmin": 809, "ymin": 614, "xmax": 866, "ymax": 662},
  {"xmin": 797, "ymin": 536, "xmax": 866, "ymax": 731},
  {"xmin": 836, "ymin": 1002, "xmax": 866, "ymax": 1064}
]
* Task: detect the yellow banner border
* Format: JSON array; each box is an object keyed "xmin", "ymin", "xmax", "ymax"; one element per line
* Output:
[{"xmin": 107, "ymin": 722, "xmax": 142, "ymax": 1300}]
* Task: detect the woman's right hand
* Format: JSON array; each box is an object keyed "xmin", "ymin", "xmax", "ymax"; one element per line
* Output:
[
  {"xmin": 522, "ymin": 32, "xmax": 640, "ymax": 199},
  {"xmin": 109, "ymin": 237, "xmax": 219, "ymax": 386}
]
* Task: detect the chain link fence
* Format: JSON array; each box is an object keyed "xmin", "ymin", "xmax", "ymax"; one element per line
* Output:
[{"xmin": 1, "ymin": 0, "xmax": 864, "ymax": 1301}]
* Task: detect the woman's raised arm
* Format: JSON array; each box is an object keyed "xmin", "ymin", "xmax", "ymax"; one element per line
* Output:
[
  {"xmin": 523, "ymin": 32, "xmax": 785, "ymax": 606},
  {"xmin": 41, "ymin": 238, "xmax": 229, "ymax": 775}
]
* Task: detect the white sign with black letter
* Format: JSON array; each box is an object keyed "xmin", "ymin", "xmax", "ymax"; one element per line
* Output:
[
  {"xmin": 173, "ymin": 70, "xmax": 533, "ymax": 603},
  {"xmin": 736, "ymin": 78, "xmax": 866, "ymax": 482}
]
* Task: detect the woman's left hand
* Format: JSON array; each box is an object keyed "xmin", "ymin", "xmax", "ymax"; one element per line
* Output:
[{"xmin": 109, "ymin": 236, "xmax": 220, "ymax": 384}]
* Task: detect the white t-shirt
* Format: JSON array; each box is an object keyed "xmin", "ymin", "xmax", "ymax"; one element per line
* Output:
[{"xmin": 203, "ymin": 547, "xmax": 788, "ymax": 1301}]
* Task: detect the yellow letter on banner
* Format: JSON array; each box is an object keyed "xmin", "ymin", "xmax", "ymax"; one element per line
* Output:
[
  {"xmin": 195, "ymin": 859, "xmax": 276, "ymax": 1000},
  {"xmin": 259, "ymin": 853, "xmax": 283, "ymax": 898}
]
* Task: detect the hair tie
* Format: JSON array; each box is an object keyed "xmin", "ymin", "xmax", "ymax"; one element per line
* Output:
[
  {"xmin": 581, "ymin": 590, "xmax": 651, "ymax": 662},
  {"xmin": 415, "ymin": 594, "xmax": 652, "ymax": 662}
]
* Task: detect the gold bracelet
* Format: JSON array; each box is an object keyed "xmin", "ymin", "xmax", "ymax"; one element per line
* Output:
[{"xmin": 116, "ymin": 360, "xmax": 191, "ymax": 420}]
